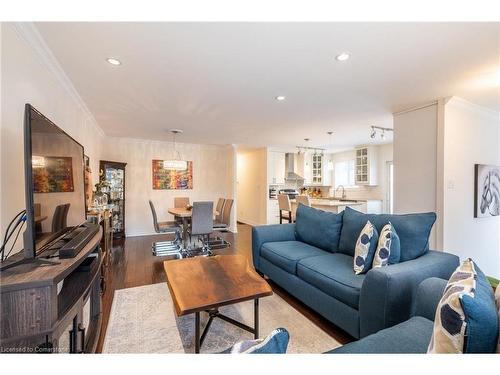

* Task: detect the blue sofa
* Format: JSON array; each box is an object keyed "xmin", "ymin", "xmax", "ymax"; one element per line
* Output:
[
  {"xmin": 252, "ymin": 206, "xmax": 460, "ymax": 339},
  {"xmin": 327, "ymin": 277, "xmax": 448, "ymax": 353}
]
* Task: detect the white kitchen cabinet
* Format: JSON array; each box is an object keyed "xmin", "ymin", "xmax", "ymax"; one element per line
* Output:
[
  {"xmin": 355, "ymin": 146, "xmax": 378, "ymax": 186},
  {"xmin": 268, "ymin": 151, "xmax": 285, "ymax": 185}
]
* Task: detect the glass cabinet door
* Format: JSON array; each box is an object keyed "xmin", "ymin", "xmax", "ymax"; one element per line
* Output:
[{"xmin": 99, "ymin": 161, "xmax": 127, "ymax": 238}]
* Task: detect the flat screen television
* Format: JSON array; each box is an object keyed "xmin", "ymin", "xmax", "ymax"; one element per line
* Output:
[{"xmin": 23, "ymin": 104, "xmax": 87, "ymax": 258}]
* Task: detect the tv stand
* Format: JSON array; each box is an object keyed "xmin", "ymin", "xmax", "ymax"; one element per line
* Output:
[
  {"xmin": 0, "ymin": 256, "xmax": 59, "ymax": 272},
  {"xmin": 0, "ymin": 228, "xmax": 103, "ymax": 353}
]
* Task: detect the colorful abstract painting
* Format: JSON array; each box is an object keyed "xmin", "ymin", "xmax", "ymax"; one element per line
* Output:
[
  {"xmin": 152, "ymin": 160, "xmax": 193, "ymax": 190},
  {"xmin": 33, "ymin": 156, "xmax": 75, "ymax": 193}
]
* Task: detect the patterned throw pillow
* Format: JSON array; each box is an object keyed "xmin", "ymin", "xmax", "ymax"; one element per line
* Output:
[
  {"xmin": 495, "ymin": 286, "xmax": 500, "ymax": 353},
  {"xmin": 428, "ymin": 259, "xmax": 498, "ymax": 353},
  {"xmin": 223, "ymin": 328, "xmax": 290, "ymax": 354},
  {"xmin": 373, "ymin": 222, "xmax": 392, "ymax": 268},
  {"xmin": 372, "ymin": 222, "xmax": 401, "ymax": 268},
  {"xmin": 353, "ymin": 220, "xmax": 379, "ymax": 275}
]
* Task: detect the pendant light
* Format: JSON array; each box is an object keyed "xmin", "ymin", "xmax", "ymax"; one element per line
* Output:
[
  {"xmin": 327, "ymin": 132, "xmax": 334, "ymax": 171},
  {"xmin": 163, "ymin": 129, "xmax": 187, "ymax": 171}
]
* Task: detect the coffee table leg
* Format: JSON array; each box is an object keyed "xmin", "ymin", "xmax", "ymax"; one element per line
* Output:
[
  {"xmin": 254, "ymin": 298, "xmax": 259, "ymax": 339},
  {"xmin": 195, "ymin": 312, "xmax": 200, "ymax": 353}
]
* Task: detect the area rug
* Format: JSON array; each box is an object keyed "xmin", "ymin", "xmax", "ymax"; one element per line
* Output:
[{"xmin": 103, "ymin": 282, "xmax": 341, "ymax": 353}]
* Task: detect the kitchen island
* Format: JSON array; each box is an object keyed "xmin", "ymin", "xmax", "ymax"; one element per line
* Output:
[{"xmin": 291, "ymin": 198, "xmax": 364, "ymax": 214}]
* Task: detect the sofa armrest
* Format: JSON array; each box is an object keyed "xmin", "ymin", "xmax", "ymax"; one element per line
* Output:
[
  {"xmin": 359, "ymin": 250, "xmax": 459, "ymax": 337},
  {"xmin": 251, "ymin": 224, "xmax": 296, "ymax": 270},
  {"xmin": 413, "ymin": 277, "xmax": 448, "ymax": 321}
]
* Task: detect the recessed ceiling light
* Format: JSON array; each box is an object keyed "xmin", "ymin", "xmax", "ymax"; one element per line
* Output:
[
  {"xmin": 275, "ymin": 96, "xmax": 286, "ymax": 101},
  {"xmin": 335, "ymin": 52, "xmax": 350, "ymax": 62},
  {"xmin": 106, "ymin": 58, "xmax": 122, "ymax": 66}
]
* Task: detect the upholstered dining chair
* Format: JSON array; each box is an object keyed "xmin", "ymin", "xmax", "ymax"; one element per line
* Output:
[
  {"xmin": 295, "ymin": 195, "xmax": 311, "ymax": 207},
  {"xmin": 174, "ymin": 197, "xmax": 190, "ymax": 208},
  {"xmin": 213, "ymin": 198, "xmax": 233, "ymax": 232},
  {"xmin": 148, "ymin": 200, "xmax": 182, "ymax": 256},
  {"xmin": 187, "ymin": 201, "xmax": 214, "ymax": 255},
  {"xmin": 277, "ymin": 194, "xmax": 293, "ymax": 224},
  {"xmin": 215, "ymin": 198, "xmax": 225, "ymax": 223},
  {"xmin": 51, "ymin": 203, "xmax": 70, "ymax": 233}
]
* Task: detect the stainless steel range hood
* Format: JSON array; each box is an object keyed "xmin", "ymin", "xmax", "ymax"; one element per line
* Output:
[{"xmin": 285, "ymin": 153, "xmax": 304, "ymax": 181}]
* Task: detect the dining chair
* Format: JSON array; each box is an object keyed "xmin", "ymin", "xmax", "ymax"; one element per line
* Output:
[
  {"xmin": 209, "ymin": 198, "xmax": 233, "ymax": 249},
  {"xmin": 295, "ymin": 195, "xmax": 311, "ymax": 207},
  {"xmin": 278, "ymin": 194, "xmax": 293, "ymax": 224},
  {"xmin": 174, "ymin": 197, "xmax": 190, "ymax": 208},
  {"xmin": 187, "ymin": 201, "xmax": 214, "ymax": 255},
  {"xmin": 215, "ymin": 198, "xmax": 225, "ymax": 223},
  {"xmin": 148, "ymin": 200, "xmax": 182, "ymax": 256},
  {"xmin": 213, "ymin": 198, "xmax": 233, "ymax": 232},
  {"xmin": 174, "ymin": 197, "xmax": 191, "ymax": 226},
  {"xmin": 51, "ymin": 203, "xmax": 70, "ymax": 233}
]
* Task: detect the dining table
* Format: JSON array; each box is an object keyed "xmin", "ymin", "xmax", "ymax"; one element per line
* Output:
[{"xmin": 167, "ymin": 207, "xmax": 219, "ymax": 247}]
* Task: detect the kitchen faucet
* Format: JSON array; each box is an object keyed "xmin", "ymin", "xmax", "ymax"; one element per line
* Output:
[{"xmin": 335, "ymin": 185, "xmax": 346, "ymax": 199}]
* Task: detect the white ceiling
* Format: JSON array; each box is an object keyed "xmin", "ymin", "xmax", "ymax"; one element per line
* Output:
[{"xmin": 35, "ymin": 22, "xmax": 500, "ymax": 150}]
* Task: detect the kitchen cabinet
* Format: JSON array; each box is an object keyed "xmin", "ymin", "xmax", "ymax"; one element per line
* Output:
[
  {"xmin": 304, "ymin": 152, "xmax": 332, "ymax": 186},
  {"xmin": 355, "ymin": 146, "xmax": 378, "ymax": 186},
  {"xmin": 268, "ymin": 151, "xmax": 286, "ymax": 185}
]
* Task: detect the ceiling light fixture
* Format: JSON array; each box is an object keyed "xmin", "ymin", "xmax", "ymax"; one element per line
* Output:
[
  {"xmin": 163, "ymin": 129, "xmax": 187, "ymax": 171},
  {"xmin": 327, "ymin": 132, "xmax": 334, "ymax": 171},
  {"xmin": 335, "ymin": 52, "xmax": 350, "ymax": 62},
  {"xmin": 369, "ymin": 125, "xmax": 393, "ymax": 140},
  {"xmin": 106, "ymin": 57, "xmax": 122, "ymax": 66},
  {"xmin": 275, "ymin": 95, "xmax": 286, "ymax": 101}
]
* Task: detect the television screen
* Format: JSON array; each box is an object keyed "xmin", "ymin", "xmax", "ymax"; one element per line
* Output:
[{"xmin": 25, "ymin": 105, "xmax": 86, "ymax": 254}]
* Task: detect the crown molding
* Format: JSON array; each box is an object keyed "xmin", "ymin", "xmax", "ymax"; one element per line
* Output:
[
  {"xmin": 10, "ymin": 22, "xmax": 106, "ymax": 138},
  {"xmin": 446, "ymin": 96, "xmax": 500, "ymax": 120}
]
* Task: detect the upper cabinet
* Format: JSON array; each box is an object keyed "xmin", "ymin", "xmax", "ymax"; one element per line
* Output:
[
  {"xmin": 268, "ymin": 151, "xmax": 285, "ymax": 184},
  {"xmin": 355, "ymin": 146, "xmax": 378, "ymax": 186}
]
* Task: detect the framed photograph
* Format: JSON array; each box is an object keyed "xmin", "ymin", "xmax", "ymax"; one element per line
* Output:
[
  {"xmin": 33, "ymin": 156, "xmax": 74, "ymax": 193},
  {"xmin": 152, "ymin": 160, "xmax": 193, "ymax": 190},
  {"xmin": 474, "ymin": 164, "xmax": 500, "ymax": 218}
]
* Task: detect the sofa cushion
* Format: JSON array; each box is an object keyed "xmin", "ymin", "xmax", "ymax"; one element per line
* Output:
[
  {"xmin": 353, "ymin": 220, "xmax": 379, "ymax": 275},
  {"xmin": 297, "ymin": 253, "xmax": 365, "ymax": 309},
  {"xmin": 428, "ymin": 259, "xmax": 498, "ymax": 353},
  {"xmin": 327, "ymin": 316, "xmax": 434, "ymax": 354},
  {"xmin": 295, "ymin": 204, "xmax": 343, "ymax": 253},
  {"xmin": 260, "ymin": 241, "xmax": 327, "ymax": 274},
  {"xmin": 338, "ymin": 206, "xmax": 436, "ymax": 261}
]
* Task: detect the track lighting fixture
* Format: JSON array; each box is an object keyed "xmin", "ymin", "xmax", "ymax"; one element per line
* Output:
[{"xmin": 369, "ymin": 126, "xmax": 393, "ymax": 140}]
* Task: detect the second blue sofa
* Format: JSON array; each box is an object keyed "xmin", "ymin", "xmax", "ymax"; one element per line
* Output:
[{"xmin": 252, "ymin": 205, "xmax": 459, "ymax": 339}]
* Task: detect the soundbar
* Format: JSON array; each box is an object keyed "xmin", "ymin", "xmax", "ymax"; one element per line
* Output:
[{"xmin": 58, "ymin": 223, "xmax": 100, "ymax": 259}]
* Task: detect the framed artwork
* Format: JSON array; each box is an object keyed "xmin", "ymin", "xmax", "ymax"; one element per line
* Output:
[
  {"xmin": 152, "ymin": 160, "xmax": 193, "ymax": 190},
  {"xmin": 474, "ymin": 164, "xmax": 500, "ymax": 218},
  {"xmin": 33, "ymin": 156, "xmax": 74, "ymax": 193}
]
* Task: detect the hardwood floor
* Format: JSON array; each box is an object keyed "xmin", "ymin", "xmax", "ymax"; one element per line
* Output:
[{"xmin": 96, "ymin": 223, "xmax": 353, "ymax": 352}]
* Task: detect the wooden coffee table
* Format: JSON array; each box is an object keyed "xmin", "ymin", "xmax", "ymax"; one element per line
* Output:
[{"xmin": 163, "ymin": 255, "xmax": 273, "ymax": 353}]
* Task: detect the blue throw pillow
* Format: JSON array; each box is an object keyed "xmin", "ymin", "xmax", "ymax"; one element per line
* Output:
[
  {"xmin": 428, "ymin": 259, "xmax": 498, "ymax": 353},
  {"xmin": 295, "ymin": 204, "xmax": 343, "ymax": 253},
  {"xmin": 222, "ymin": 328, "xmax": 290, "ymax": 354},
  {"xmin": 353, "ymin": 220, "xmax": 379, "ymax": 275},
  {"xmin": 338, "ymin": 207, "xmax": 435, "ymax": 261}
]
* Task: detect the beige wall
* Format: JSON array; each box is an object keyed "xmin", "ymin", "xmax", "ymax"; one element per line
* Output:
[
  {"xmin": 1, "ymin": 23, "xmax": 104, "ymax": 253},
  {"xmin": 442, "ymin": 97, "xmax": 500, "ymax": 277},
  {"xmin": 102, "ymin": 137, "xmax": 237, "ymax": 236},
  {"xmin": 236, "ymin": 148, "xmax": 268, "ymax": 226},
  {"xmin": 393, "ymin": 103, "xmax": 438, "ymax": 248}
]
